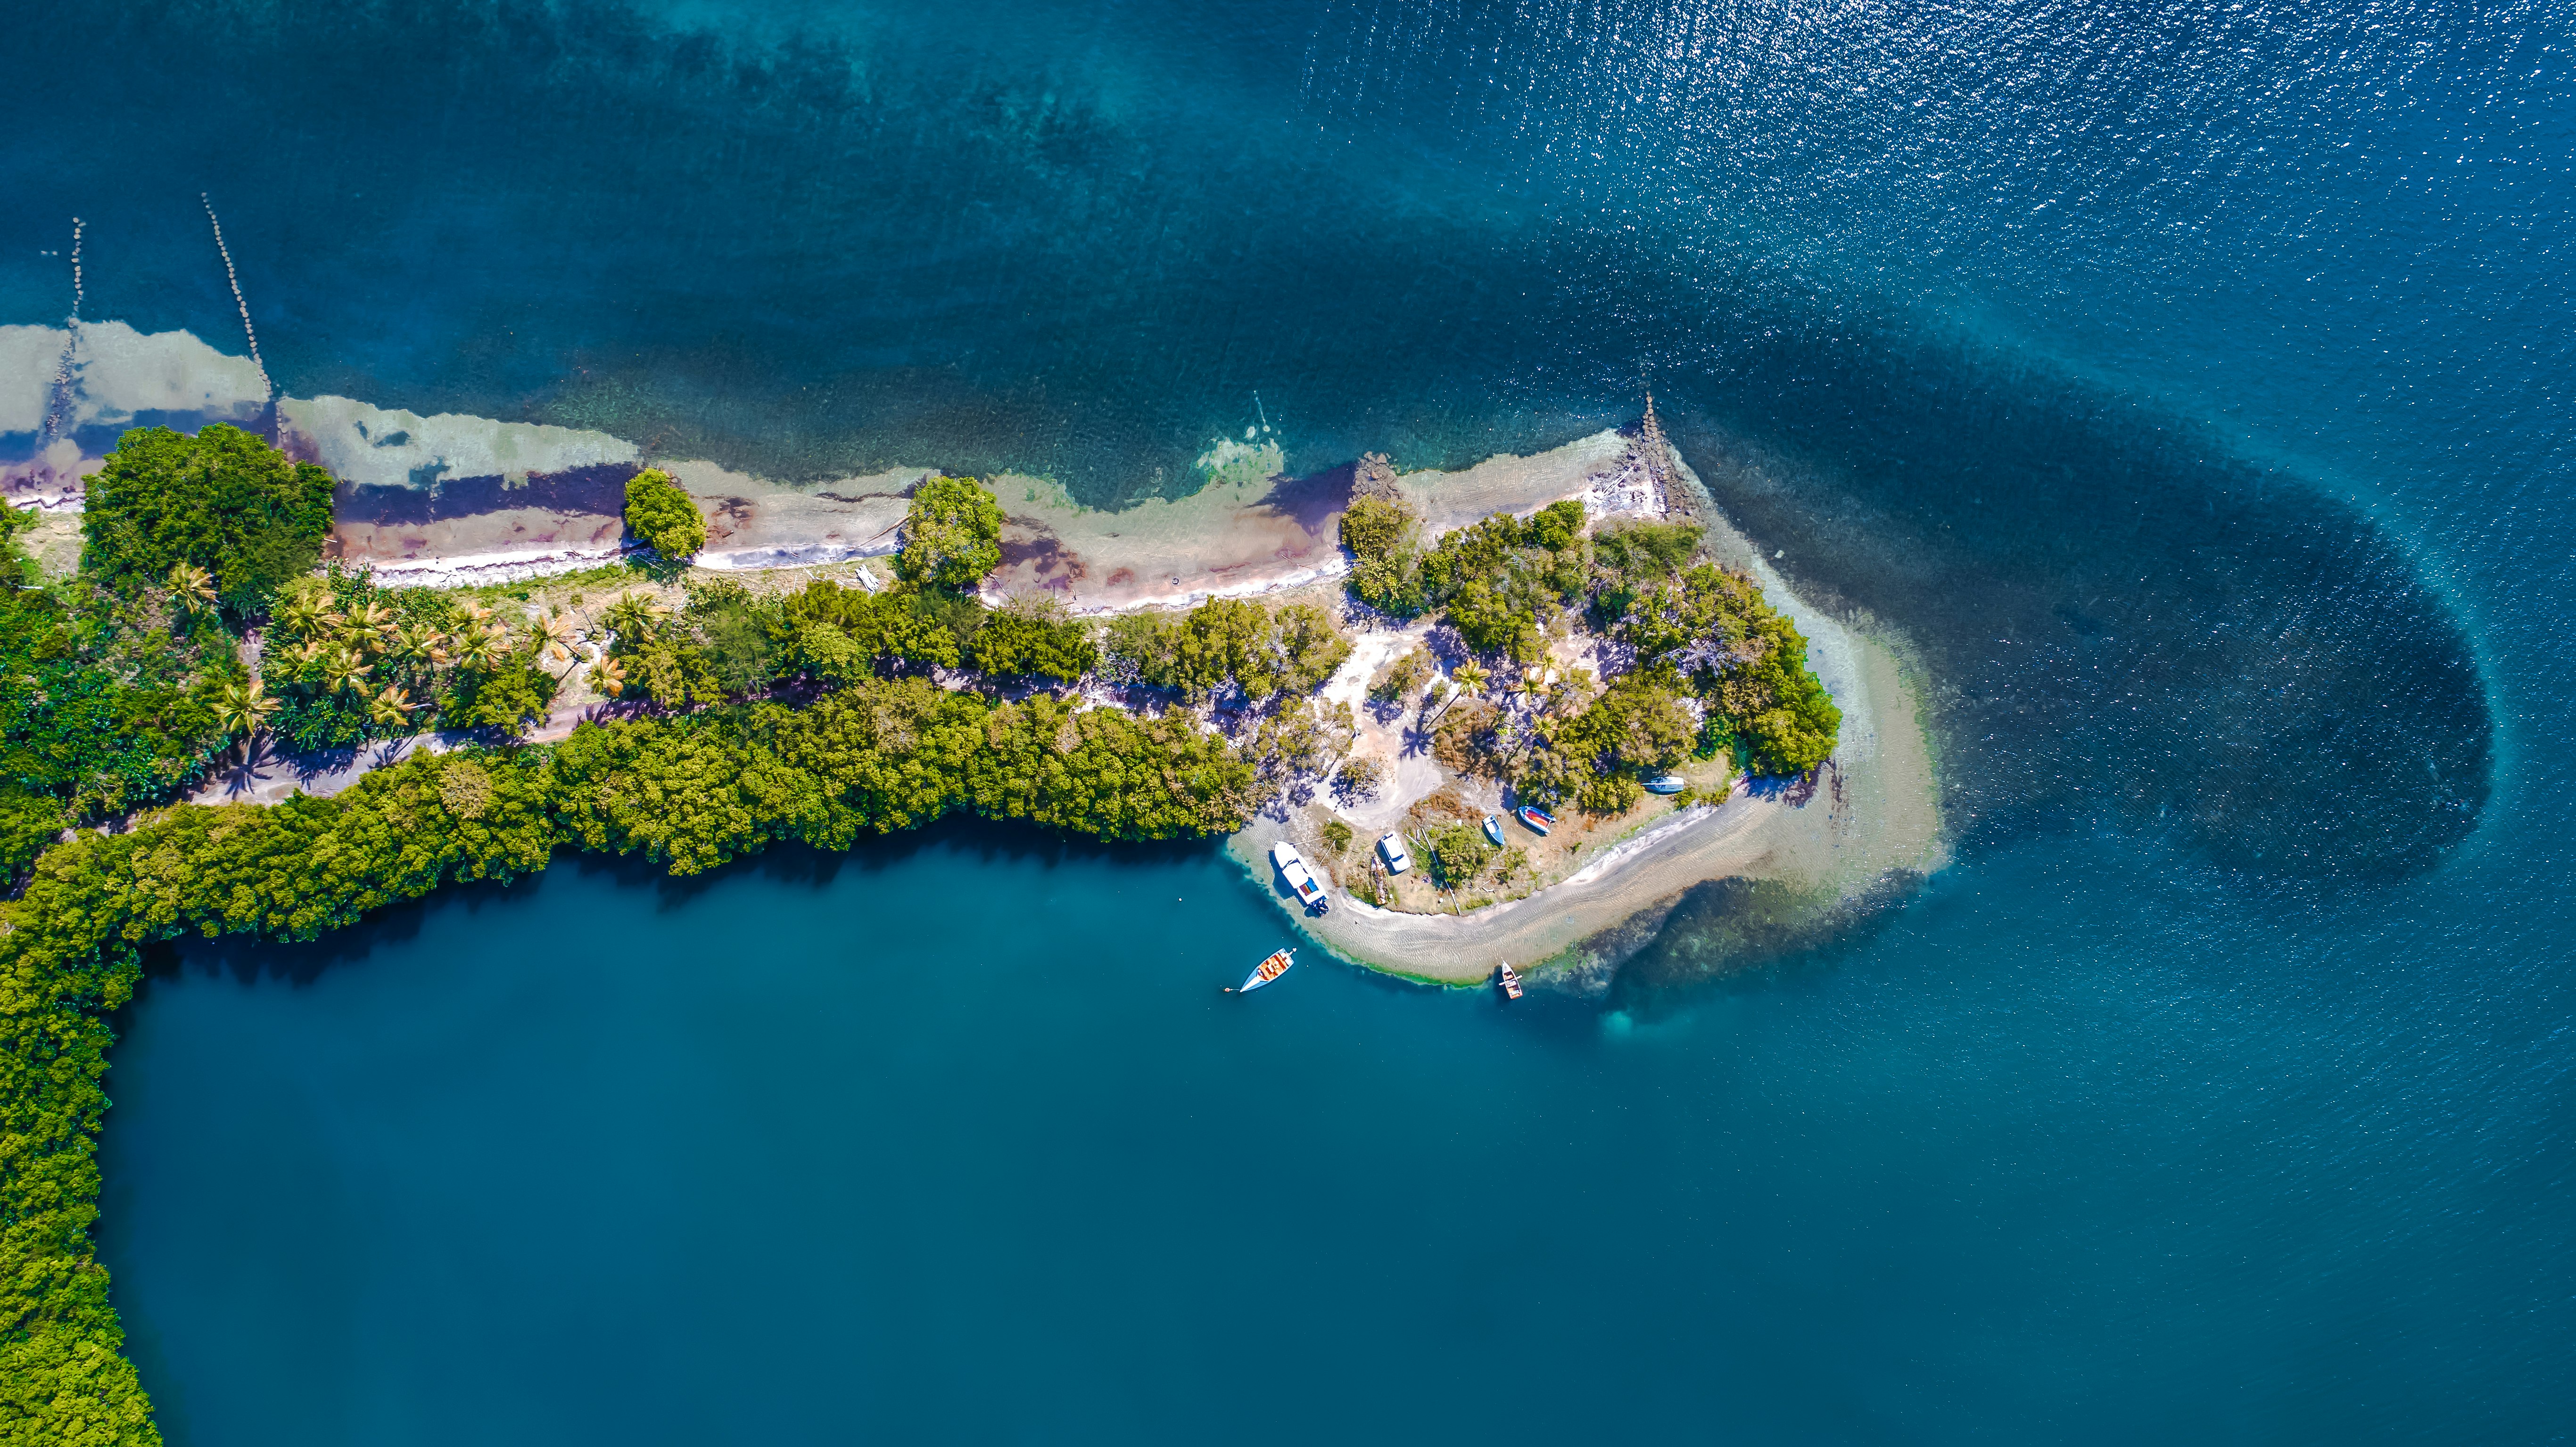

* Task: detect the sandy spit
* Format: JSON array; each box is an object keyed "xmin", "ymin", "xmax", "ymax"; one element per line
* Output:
[{"xmin": 1225, "ymin": 454, "xmax": 1945, "ymax": 986}]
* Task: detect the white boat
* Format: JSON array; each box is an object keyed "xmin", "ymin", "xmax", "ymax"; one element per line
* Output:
[
  {"xmin": 1377, "ymin": 832, "xmax": 1413, "ymax": 873},
  {"xmin": 1231, "ymin": 948, "xmax": 1296, "ymax": 993},
  {"xmin": 1498, "ymin": 962, "xmax": 1524, "ymax": 1000},
  {"xmin": 1270, "ymin": 841, "xmax": 1329, "ymax": 913}
]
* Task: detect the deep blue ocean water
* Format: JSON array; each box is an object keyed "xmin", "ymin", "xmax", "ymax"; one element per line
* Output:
[{"xmin": 11, "ymin": 0, "xmax": 2571, "ymax": 1439}]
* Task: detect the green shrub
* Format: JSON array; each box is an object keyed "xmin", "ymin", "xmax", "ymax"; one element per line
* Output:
[
  {"xmin": 897, "ymin": 476, "xmax": 1005, "ymax": 593},
  {"xmin": 1103, "ymin": 600, "xmax": 1349, "ymax": 702},
  {"xmin": 1607, "ymin": 563, "xmax": 1840, "ymax": 778},
  {"xmin": 1423, "ymin": 820, "xmax": 1496, "ymax": 888},
  {"xmin": 622, "ymin": 468, "xmax": 707, "ymax": 561},
  {"xmin": 778, "ymin": 580, "xmax": 964, "ymax": 682},
  {"xmin": 0, "ymin": 523, "xmax": 231, "ymax": 860},
  {"xmin": 1368, "ymin": 649, "xmax": 1432, "ymax": 707},
  {"xmin": 1409, "ymin": 504, "xmax": 1589, "ymax": 660}
]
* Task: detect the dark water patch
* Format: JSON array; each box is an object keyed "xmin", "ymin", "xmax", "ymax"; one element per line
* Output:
[
  {"xmin": 1657, "ymin": 334, "xmax": 2492, "ymax": 881},
  {"xmin": 334, "ymin": 460, "xmax": 642, "ymax": 527},
  {"xmin": 1595, "ymin": 872, "xmax": 1925, "ymax": 1017},
  {"xmin": 1250, "ymin": 462, "xmax": 1357, "ymax": 537}
]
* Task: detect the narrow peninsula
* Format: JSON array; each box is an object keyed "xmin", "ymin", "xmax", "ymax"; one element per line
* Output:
[{"xmin": 0, "ymin": 401, "xmax": 1940, "ymax": 1444}]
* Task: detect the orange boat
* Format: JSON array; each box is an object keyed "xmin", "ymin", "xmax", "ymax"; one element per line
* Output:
[{"xmin": 1230, "ymin": 948, "xmax": 1296, "ymax": 994}]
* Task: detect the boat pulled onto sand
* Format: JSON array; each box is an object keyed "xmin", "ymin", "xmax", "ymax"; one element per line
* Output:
[{"xmin": 1270, "ymin": 841, "xmax": 1329, "ymax": 913}]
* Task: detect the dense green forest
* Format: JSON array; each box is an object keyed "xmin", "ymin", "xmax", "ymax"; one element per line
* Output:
[{"xmin": 0, "ymin": 425, "xmax": 343, "ymax": 875}]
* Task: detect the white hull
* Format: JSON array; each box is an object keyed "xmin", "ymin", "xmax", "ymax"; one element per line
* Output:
[{"xmin": 1237, "ymin": 948, "xmax": 1296, "ymax": 993}]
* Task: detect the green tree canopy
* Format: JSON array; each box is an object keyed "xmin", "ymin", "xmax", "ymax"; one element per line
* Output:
[
  {"xmin": 81, "ymin": 424, "xmax": 336, "ymax": 610},
  {"xmin": 970, "ymin": 599, "xmax": 1098, "ymax": 682},
  {"xmin": 1103, "ymin": 599, "xmax": 1351, "ymax": 702},
  {"xmin": 1338, "ymin": 495, "xmax": 1425, "ymax": 617},
  {"xmin": 623, "ymin": 468, "xmax": 707, "ymax": 561},
  {"xmin": 1413, "ymin": 503, "xmax": 1588, "ymax": 661},
  {"xmin": 897, "ymin": 476, "xmax": 1005, "ymax": 593}
]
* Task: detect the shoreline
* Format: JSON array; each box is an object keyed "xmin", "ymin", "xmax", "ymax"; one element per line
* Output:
[
  {"xmin": 9, "ymin": 339, "xmax": 1945, "ymax": 982},
  {"xmin": 193, "ymin": 434, "xmax": 1945, "ymax": 986},
  {"xmin": 1223, "ymin": 453, "xmax": 1946, "ymax": 987}
]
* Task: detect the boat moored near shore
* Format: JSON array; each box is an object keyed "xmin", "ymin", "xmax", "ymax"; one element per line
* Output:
[{"xmin": 1230, "ymin": 948, "xmax": 1296, "ymax": 994}]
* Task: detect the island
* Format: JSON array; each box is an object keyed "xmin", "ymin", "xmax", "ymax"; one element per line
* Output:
[{"xmin": 0, "ymin": 397, "xmax": 1940, "ymax": 1442}]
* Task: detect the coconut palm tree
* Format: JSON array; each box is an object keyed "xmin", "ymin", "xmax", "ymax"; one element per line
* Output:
[
  {"xmin": 1452, "ymin": 660, "xmax": 1489, "ymax": 695},
  {"xmin": 601, "ymin": 592, "xmax": 663, "ymax": 642},
  {"xmin": 369, "ymin": 684, "xmax": 423, "ymax": 731},
  {"xmin": 590, "ymin": 656, "xmax": 630, "ymax": 699},
  {"xmin": 167, "ymin": 561, "xmax": 218, "ymax": 617},
  {"xmin": 390, "ymin": 620, "xmax": 444, "ymax": 665},
  {"xmin": 213, "ymin": 673, "xmax": 280, "ymax": 757},
  {"xmin": 535, "ymin": 608, "xmax": 579, "ymax": 673},
  {"xmin": 322, "ymin": 648, "xmax": 369, "ymax": 696},
  {"xmin": 347, "ymin": 600, "xmax": 396, "ymax": 651},
  {"xmin": 274, "ymin": 586, "xmax": 331, "ymax": 640},
  {"xmin": 288, "ymin": 638, "xmax": 330, "ymax": 671},
  {"xmin": 452, "ymin": 624, "xmax": 508, "ymax": 676}
]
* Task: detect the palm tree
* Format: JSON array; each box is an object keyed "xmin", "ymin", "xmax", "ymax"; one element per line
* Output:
[
  {"xmin": 213, "ymin": 673, "xmax": 281, "ymax": 757},
  {"xmin": 167, "ymin": 561, "xmax": 218, "ymax": 617},
  {"xmin": 535, "ymin": 608, "xmax": 580, "ymax": 674},
  {"xmin": 390, "ymin": 621, "xmax": 444, "ymax": 665},
  {"xmin": 601, "ymin": 592, "xmax": 663, "ymax": 643},
  {"xmin": 369, "ymin": 684, "xmax": 422, "ymax": 731},
  {"xmin": 590, "ymin": 656, "xmax": 629, "ymax": 699},
  {"xmin": 452, "ymin": 624, "xmax": 507, "ymax": 676},
  {"xmin": 347, "ymin": 600, "xmax": 395, "ymax": 653},
  {"xmin": 322, "ymin": 648, "xmax": 369, "ymax": 696},
  {"xmin": 274, "ymin": 587, "xmax": 330, "ymax": 640},
  {"xmin": 1452, "ymin": 660, "xmax": 1488, "ymax": 695},
  {"xmin": 288, "ymin": 638, "xmax": 330, "ymax": 671}
]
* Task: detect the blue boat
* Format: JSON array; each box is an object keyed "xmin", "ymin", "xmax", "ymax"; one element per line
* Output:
[
  {"xmin": 1517, "ymin": 805, "xmax": 1553, "ymax": 835},
  {"xmin": 1643, "ymin": 773, "xmax": 1686, "ymax": 795},
  {"xmin": 1482, "ymin": 814, "xmax": 1505, "ymax": 846}
]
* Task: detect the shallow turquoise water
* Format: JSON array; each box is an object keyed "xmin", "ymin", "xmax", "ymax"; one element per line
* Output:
[{"xmin": 17, "ymin": 0, "xmax": 2573, "ymax": 1438}]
